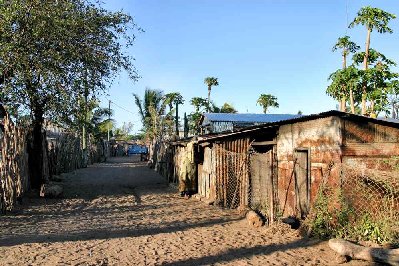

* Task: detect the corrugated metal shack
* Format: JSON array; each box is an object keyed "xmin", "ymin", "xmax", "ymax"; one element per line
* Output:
[
  {"xmin": 195, "ymin": 110, "xmax": 399, "ymax": 222},
  {"xmin": 200, "ymin": 113, "xmax": 301, "ymax": 134}
]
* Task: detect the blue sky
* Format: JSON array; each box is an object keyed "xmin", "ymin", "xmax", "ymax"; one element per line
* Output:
[{"xmin": 101, "ymin": 0, "xmax": 399, "ymax": 133}]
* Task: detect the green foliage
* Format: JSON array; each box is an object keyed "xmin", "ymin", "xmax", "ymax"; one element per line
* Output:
[
  {"xmin": 113, "ymin": 122, "xmax": 134, "ymax": 140},
  {"xmin": 204, "ymin": 76, "xmax": 219, "ymax": 112},
  {"xmin": 332, "ymin": 35, "xmax": 360, "ymax": 58},
  {"xmin": 220, "ymin": 103, "xmax": 237, "ymax": 113},
  {"xmin": 187, "ymin": 112, "xmax": 202, "ymax": 135},
  {"xmin": 307, "ymin": 186, "xmax": 397, "ymax": 245},
  {"xmin": 190, "ymin": 97, "xmax": 208, "ymax": 113},
  {"xmin": 353, "ymin": 214, "xmax": 392, "ymax": 243},
  {"xmin": 204, "ymin": 77, "xmax": 219, "ymax": 88},
  {"xmin": 308, "ymin": 189, "xmax": 334, "ymax": 239},
  {"xmin": 256, "ymin": 94, "xmax": 279, "ymax": 114},
  {"xmin": 328, "ymin": 6, "xmax": 398, "ymax": 116},
  {"xmin": 0, "ymin": 0, "xmax": 139, "ymax": 121},
  {"xmin": 349, "ymin": 6, "xmax": 396, "ymax": 34},
  {"xmin": 133, "ymin": 88, "xmax": 175, "ymax": 140}
]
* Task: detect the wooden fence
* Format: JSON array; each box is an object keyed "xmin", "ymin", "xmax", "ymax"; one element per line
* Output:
[
  {"xmin": 0, "ymin": 115, "xmax": 29, "ymax": 212},
  {"xmin": 1, "ymin": 114, "xmax": 109, "ymax": 213}
]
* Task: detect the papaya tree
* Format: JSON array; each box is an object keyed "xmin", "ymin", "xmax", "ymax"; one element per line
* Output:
[
  {"xmin": 353, "ymin": 49, "xmax": 397, "ymax": 115},
  {"xmin": 257, "ymin": 94, "xmax": 279, "ymax": 113},
  {"xmin": 349, "ymin": 6, "xmax": 396, "ymax": 115},
  {"xmin": 327, "ymin": 66, "xmax": 361, "ymax": 114},
  {"xmin": 332, "ymin": 36, "xmax": 360, "ymax": 111}
]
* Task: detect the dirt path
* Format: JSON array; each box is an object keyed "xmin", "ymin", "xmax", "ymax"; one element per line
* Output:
[{"xmin": 0, "ymin": 157, "xmax": 368, "ymax": 265}]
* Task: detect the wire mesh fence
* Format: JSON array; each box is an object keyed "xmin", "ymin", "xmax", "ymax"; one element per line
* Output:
[{"xmin": 307, "ymin": 161, "xmax": 399, "ymax": 245}]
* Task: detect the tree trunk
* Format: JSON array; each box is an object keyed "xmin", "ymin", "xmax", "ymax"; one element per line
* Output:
[
  {"xmin": 184, "ymin": 112, "xmax": 188, "ymax": 138},
  {"xmin": 340, "ymin": 96, "xmax": 346, "ymax": 112},
  {"xmin": 207, "ymin": 86, "xmax": 211, "ymax": 112},
  {"xmin": 340, "ymin": 54, "xmax": 347, "ymax": 112},
  {"xmin": 175, "ymin": 102, "xmax": 179, "ymax": 137},
  {"xmin": 361, "ymin": 28, "xmax": 371, "ymax": 115},
  {"xmin": 350, "ymin": 87, "xmax": 355, "ymax": 114},
  {"xmin": 329, "ymin": 238, "xmax": 399, "ymax": 265},
  {"xmin": 29, "ymin": 105, "xmax": 45, "ymax": 189}
]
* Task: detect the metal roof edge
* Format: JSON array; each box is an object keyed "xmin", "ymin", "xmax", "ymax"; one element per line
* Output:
[{"xmin": 197, "ymin": 110, "xmax": 399, "ymax": 143}]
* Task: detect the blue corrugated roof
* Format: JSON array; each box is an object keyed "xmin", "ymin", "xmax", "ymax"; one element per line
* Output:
[{"xmin": 203, "ymin": 113, "xmax": 302, "ymax": 123}]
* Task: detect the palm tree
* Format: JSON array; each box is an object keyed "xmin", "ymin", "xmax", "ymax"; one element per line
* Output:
[
  {"xmin": 133, "ymin": 88, "xmax": 165, "ymax": 138},
  {"xmin": 204, "ymin": 77, "xmax": 219, "ymax": 112},
  {"xmin": 256, "ymin": 94, "xmax": 279, "ymax": 114},
  {"xmin": 349, "ymin": 6, "xmax": 396, "ymax": 115},
  {"xmin": 133, "ymin": 88, "xmax": 163, "ymax": 127},
  {"xmin": 332, "ymin": 36, "xmax": 360, "ymax": 111},
  {"xmin": 164, "ymin": 92, "xmax": 184, "ymax": 136}
]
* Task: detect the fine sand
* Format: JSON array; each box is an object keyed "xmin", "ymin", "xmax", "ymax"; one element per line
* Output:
[{"xmin": 0, "ymin": 156, "xmax": 370, "ymax": 265}]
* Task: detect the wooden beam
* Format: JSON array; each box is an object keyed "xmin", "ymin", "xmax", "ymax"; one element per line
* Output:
[{"xmin": 251, "ymin": 141, "xmax": 276, "ymax": 146}]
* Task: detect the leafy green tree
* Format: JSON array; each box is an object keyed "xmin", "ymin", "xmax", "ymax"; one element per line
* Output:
[
  {"xmin": 327, "ymin": 66, "xmax": 361, "ymax": 114},
  {"xmin": 256, "ymin": 94, "xmax": 279, "ymax": 113},
  {"xmin": 188, "ymin": 97, "xmax": 208, "ymax": 134},
  {"xmin": 220, "ymin": 103, "xmax": 238, "ymax": 113},
  {"xmin": 113, "ymin": 122, "xmax": 134, "ymax": 140},
  {"xmin": 90, "ymin": 106, "xmax": 114, "ymax": 140},
  {"xmin": 204, "ymin": 77, "xmax": 219, "ymax": 112},
  {"xmin": 353, "ymin": 49, "xmax": 398, "ymax": 115},
  {"xmin": 349, "ymin": 6, "xmax": 396, "ymax": 115},
  {"xmin": 190, "ymin": 97, "xmax": 208, "ymax": 113},
  {"xmin": 332, "ymin": 36, "xmax": 360, "ymax": 111},
  {"xmin": 0, "ymin": 0, "xmax": 139, "ymax": 188}
]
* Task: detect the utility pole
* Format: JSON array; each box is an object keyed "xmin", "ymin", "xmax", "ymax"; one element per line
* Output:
[{"xmin": 107, "ymin": 100, "xmax": 111, "ymax": 141}]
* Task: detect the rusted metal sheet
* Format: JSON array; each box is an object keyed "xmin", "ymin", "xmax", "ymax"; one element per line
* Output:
[
  {"xmin": 344, "ymin": 120, "xmax": 399, "ymax": 144},
  {"xmin": 277, "ymin": 117, "xmax": 342, "ymax": 217}
]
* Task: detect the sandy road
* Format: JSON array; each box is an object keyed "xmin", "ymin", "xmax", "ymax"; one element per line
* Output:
[{"xmin": 0, "ymin": 156, "xmax": 368, "ymax": 265}]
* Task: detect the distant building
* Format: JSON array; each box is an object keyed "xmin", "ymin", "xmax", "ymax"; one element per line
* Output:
[{"xmin": 199, "ymin": 113, "xmax": 302, "ymax": 134}]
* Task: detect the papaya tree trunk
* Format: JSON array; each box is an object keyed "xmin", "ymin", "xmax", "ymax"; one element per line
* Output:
[
  {"xmin": 361, "ymin": 28, "xmax": 371, "ymax": 115},
  {"xmin": 340, "ymin": 96, "xmax": 346, "ymax": 112},
  {"xmin": 350, "ymin": 87, "xmax": 355, "ymax": 114},
  {"xmin": 341, "ymin": 53, "xmax": 347, "ymax": 112}
]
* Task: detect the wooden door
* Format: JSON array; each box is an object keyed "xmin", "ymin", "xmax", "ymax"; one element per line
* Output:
[
  {"xmin": 295, "ymin": 150, "xmax": 309, "ymax": 218},
  {"xmin": 250, "ymin": 150, "xmax": 273, "ymax": 216}
]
